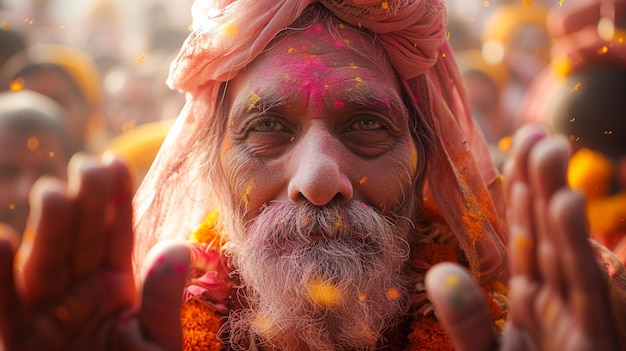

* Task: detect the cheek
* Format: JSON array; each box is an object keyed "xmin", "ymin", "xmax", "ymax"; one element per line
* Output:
[
  {"xmin": 358, "ymin": 139, "xmax": 418, "ymax": 212},
  {"xmin": 222, "ymin": 145, "xmax": 286, "ymax": 220}
]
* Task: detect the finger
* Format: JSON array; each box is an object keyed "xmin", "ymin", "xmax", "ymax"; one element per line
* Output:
[
  {"xmin": 503, "ymin": 125, "xmax": 548, "ymax": 204},
  {"xmin": 425, "ymin": 262, "xmax": 497, "ymax": 351},
  {"xmin": 506, "ymin": 276, "xmax": 542, "ymax": 343},
  {"xmin": 0, "ymin": 224, "xmax": 27, "ymax": 342},
  {"xmin": 528, "ymin": 137, "xmax": 570, "ymax": 297},
  {"xmin": 17, "ymin": 177, "xmax": 73, "ymax": 305},
  {"xmin": 549, "ymin": 189, "xmax": 619, "ymax": 343},
  {"xmin": 101, "ymin": 154, "xmax": 134, "ymax": 272},
  {"xmin": 139, "ymin": 241, "xmax": 190, "ymax": 349},
  {"xmin": 66, "ymin": 155, "xmax": 112, "ymax": 279},
  {"xmin": 508, "ymin": 182, "xmax": 537, "ymax": 279}
]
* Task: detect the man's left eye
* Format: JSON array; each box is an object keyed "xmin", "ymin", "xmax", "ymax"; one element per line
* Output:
[
  {"xmin": 347, "ymin": 117, "xmax": 386, "ymax": 131},
  {"xmin": 251, "ymin": 117, "xmax": 287, "ymax": 132}
]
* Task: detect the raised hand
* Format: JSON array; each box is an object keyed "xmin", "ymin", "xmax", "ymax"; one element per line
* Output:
[
  {"xmin": 426, "ymin": 125, "xmax": 622, "ymax": 350},
  {"xmin": 0, "ymin": 155, "xmax": 190, "ymax": 351}
]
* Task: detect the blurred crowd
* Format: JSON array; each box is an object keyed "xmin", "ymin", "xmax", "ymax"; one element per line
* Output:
[{"xmin": 1, "ymin": 0, "xmax": 625, "ymax": 259}]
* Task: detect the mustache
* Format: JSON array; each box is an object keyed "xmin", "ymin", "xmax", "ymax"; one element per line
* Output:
[
  {"xmin": 243, "ymin": 201, "xmax": 412, "ymax": 259},
  {"xmin": 245, "ymin": 201, "xmax": 410, "ymax": 256}
]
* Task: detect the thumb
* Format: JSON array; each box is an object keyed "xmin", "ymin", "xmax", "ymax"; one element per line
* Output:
[
  {"xmin": 139, "ymin": 241, "xmax": 191, "ymax": 349},
  {"xmin": 425, "ymin": 262, "xmax": 497, "ymax": 351}
]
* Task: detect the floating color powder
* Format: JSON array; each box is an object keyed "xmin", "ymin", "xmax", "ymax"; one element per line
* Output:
[{"xmin": 307, "ymin": 279, "xmax": 342, "ymax": 307}]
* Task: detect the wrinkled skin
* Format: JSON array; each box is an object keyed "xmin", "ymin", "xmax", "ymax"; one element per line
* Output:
[
  {"xmin": 0, "ymin": 132, "xmax": 621, "ymax": 351},
  {"xmin": 0, "ymin": 14, "xmax": 622, "ymax": 351}
]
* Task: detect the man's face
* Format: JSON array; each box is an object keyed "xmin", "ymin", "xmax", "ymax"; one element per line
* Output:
[
  {"xmin": 0, "ymin": 127, "xmax": 68, "ymax": 234},
  {"xmin": 223, "ymin": 24, "xmax": 418, "ymax": 221},
  {"xmin": 219, "ymin": 22, "xmax": 420, "ymax": 348}
]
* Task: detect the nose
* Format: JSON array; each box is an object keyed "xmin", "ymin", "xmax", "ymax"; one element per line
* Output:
[{"xmin": 288, "ymin": 130, "xmax": 353, "ymax": 206}]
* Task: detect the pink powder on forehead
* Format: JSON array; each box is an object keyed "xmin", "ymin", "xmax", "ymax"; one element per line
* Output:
[{"xmin": 282, "ymin": 55, "xmax": 331, "ymax": 114}]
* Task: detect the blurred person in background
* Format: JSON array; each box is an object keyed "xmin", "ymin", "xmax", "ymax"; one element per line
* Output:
[
  {"xmin": 0, "ymin": 27, "xmax": 26, "ymax": 71},
  {"xmin": 456, "ymin": 49, "xmax": 510, "ymax": 169},
  {"xmin": 103, "ymin": 60, "xmax": 161, "ymax": 137},
  {"xmin": 1, "ymin": 43, "xmax": 107, "ymax": 154},
  {"xmin": 480, "ymin": 1, "xmax": 551, "ymax": 128},
  {"xmin": 0, "ymin": 89, "xmax": 72, "ymax": 235},
  {"xmin": 102, "ymin": 118, "xmax": 174, "ymax": 193},
  {"xmin": 517, "ymin": 0, "xmax": 626, "ymax": 256}
]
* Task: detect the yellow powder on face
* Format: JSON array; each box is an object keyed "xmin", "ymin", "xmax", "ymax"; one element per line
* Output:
[
  {"xmin": 307, "ymin": 279, "xmax": 342, "ymax": 307},
  {"xmin": 358, "ymin": 177, "xmax": 368, "ymax": 185},
  {"xmin": 334, "ymin": 216, "xmax": 342, "ymax": 229},
  {"xmin": 247, "ymin": 91, "xmax": 261, "ymax": 112},
  {"xmin": 243, "ymin": 180, "xmax": 255, "ymax": 205}
]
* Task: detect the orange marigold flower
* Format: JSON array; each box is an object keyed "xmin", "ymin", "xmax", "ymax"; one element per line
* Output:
[
  {"xmin": 406, "ymin": 313, "xmax": 454, "ymax": 350},
  {"xmin": 181, "ymin": 299, "xmax": 224, "ymax": 351},
  {"xmin": 190, "ymin": 211, "xmax": 221, "ymax": 247}
]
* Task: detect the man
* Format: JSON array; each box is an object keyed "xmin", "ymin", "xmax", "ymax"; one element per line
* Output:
[{"xmin": 0, "ymin": 1, "xmax": 624, "ymax": 350}]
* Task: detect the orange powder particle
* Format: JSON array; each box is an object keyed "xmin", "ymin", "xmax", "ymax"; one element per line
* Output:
[
  {"xmin": 26, "ymin": 137, "xmax": 39, "ymax": 151},
  {"xmin": 136, "ymin": 54, "xmax": 146, "ymax": 65},
  {"xmin": 9, "ymin": 77, "xmax": 24, "ymax": 92},
  {"xmin": 181, "ymin": 300, "xmax": 223, "ymax": 351}
]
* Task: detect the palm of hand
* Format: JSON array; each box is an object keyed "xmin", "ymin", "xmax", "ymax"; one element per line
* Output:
[
  {"xmin": 0, "ymin": 156, "xmax": 189, "ymax": 351},
  {"xmin": 426, "ymin": 126, "xmax": 622, "ymax": 351}
]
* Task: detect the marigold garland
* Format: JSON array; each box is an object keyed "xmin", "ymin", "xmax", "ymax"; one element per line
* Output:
[
  {"xmin": 181, "ymin": 300, "xmax": 224, "ymax": 351},
  {"xmin": 180, "ymin": 212, "xmax": 509, "ymax": 350}
]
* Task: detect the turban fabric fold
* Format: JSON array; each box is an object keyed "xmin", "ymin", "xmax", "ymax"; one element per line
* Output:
[{"xmin": 134, "ymin": 0, "xmax": 508, "ymax": 284}]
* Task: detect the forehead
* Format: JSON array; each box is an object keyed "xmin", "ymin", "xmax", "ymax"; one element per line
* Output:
[{"xmin": 228, "ymin": 22, "xmax": 402, "ymax": 107}]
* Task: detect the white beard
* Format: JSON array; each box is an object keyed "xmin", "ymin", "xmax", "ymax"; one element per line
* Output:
[{"xmin": 223, "ymin": 201, "xmax": 413, "ymax": 350}]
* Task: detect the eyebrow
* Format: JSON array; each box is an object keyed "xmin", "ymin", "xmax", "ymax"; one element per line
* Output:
[
  {"xmin": 230, "ymin": 88, "xmax": 287, "ymax": 121},
  {"xmin": 230, "ymin": 84, "xmax": 409, "ymax": 122},
  {"xmin": 341, "ymin": 87, "xmax": 408, "ymax": 118}
]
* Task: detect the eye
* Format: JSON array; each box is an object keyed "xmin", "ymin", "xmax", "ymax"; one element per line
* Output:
[
  {"xmin": 346, "ymin": 116, "xmax": 388, "ymax": 132},
  {"xmin": 250, "ymin": 117, "xmax": 290, "ymax": 133}
]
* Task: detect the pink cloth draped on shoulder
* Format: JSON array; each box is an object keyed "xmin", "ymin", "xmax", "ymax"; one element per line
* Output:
[{"xmin": 133, "ymin": 0, "xmax": 508, "ymax": 284}]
